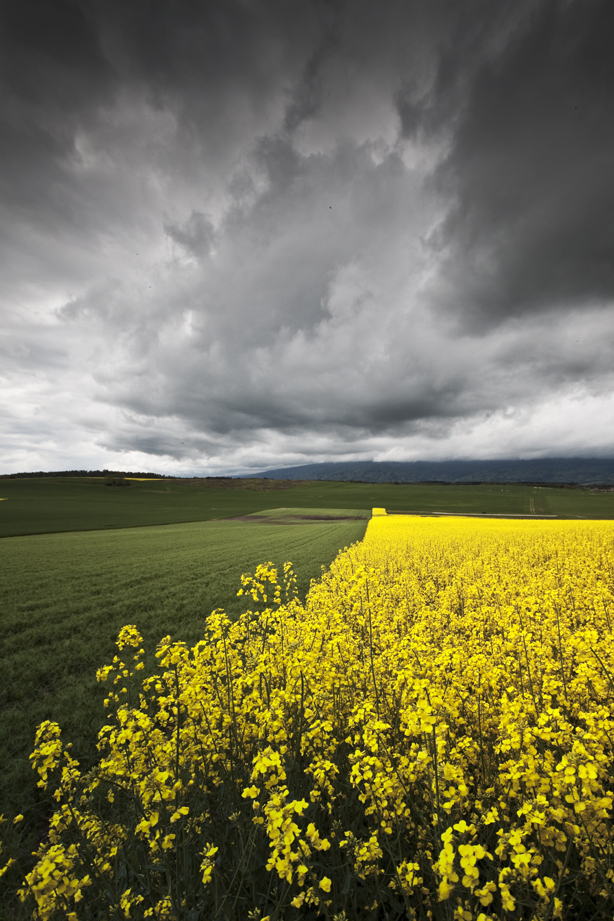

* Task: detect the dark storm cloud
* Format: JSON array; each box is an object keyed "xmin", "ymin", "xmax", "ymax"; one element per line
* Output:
[
  {"xmin": 164, "ymin": 212, "xmax": 216, "ymax": 258},
  {"xmin": 2, "ymin": 0, "xmax": 614, "ymax": 474},
  {"xmin": 0, "ymin": 0, "xmax": 115, "ymax": 221},
  {"xmin": 426, "ymin": 0, "xmax": 614, "ymax": 323}
]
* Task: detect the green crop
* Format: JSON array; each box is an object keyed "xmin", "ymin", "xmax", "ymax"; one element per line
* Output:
[{"xmin": 0, "ymin": 512, "xmax": 368, "ymax": 857}]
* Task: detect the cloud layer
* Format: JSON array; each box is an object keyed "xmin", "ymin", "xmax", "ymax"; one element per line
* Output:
[{"xmin": 2, "ymin": 0, "xmax": 614, "ymax": 474}]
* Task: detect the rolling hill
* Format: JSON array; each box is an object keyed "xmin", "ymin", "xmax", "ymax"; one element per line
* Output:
[{"xmin": 246, "ymin": 458, "xmax": 614, "ymax": 485}]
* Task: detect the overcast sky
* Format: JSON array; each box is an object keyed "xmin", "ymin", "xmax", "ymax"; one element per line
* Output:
[{"xmin": 1, "ymin": 0, "xmax": 614, "ymax": 475}]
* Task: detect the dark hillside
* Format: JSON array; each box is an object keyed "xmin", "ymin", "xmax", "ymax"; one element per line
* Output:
[{"xmin": 247, "ymin": 458, "xmax": 614, "ymax": 486}]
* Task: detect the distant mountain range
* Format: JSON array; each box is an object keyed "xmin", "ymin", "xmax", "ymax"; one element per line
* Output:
[{"xmin": 245, "ymin": 459, "xmax": 614, "ymax": 486}]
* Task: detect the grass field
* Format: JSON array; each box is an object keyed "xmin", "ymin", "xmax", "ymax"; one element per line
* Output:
[
  {"xmin": 0, "ymin": 509, "xmax": 368, "ymax": 844},
  {"xmin": 2, "ymin": 476, "xmax": 614, "ymax": 539}
]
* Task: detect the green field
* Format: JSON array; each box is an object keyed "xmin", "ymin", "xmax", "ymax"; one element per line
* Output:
[
  {"xmin": 3, "ymin": 475, "xmax": 614, "ymax": 913},
  {"xmin": 0, "ymin": 508, "xmax": 368, "ymax": 867},
  {"xmin": 3, "ymin": 476, "xmax": 614, "ymax": 540}
]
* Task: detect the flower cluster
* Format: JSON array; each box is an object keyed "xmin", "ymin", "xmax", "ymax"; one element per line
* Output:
[{"xmin": 5, "ymin": 515, "xmax": 614, "ymax": 920}]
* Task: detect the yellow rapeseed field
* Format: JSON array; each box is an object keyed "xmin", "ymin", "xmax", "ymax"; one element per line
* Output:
[{"xmin": 4, "ymin": 514, "xmax": 614, "ymax": 920}]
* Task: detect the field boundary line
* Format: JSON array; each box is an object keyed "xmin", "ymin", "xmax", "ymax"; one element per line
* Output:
[{"xmin": 388, "ymin": 510, "xmax": 558, "ymax": 519}]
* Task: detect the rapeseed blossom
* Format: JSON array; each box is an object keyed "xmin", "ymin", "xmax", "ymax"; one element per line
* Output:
[{"xmin": 5, "ymin": 515, "xmax": 614, "ymax": 919}]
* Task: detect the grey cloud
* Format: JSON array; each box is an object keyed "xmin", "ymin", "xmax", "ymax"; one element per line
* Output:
[
  {"xmin": 3, "ymin": 0, "xmax": 614, "ymax": 475},
  {"xmin": 96, "ymin": 0, "xmax": 326, "ymax": 166},
  {"xmin": 0, "ymin": 0, "xmax": 116, "ymax": 221},
  {"xmin": 429, "ymin": 0, "xmax": 614, "ymax": 324},
  {"xmin": 164, "ymin": 212, "xmax": 216, "ymax": 258},
  {"xmin": 282, "ymin": 9, "xmax": 341, "ymax": 135},
  {"xmin": 0, "ymin": 333, "xmax": 29, "ymax": 356}
]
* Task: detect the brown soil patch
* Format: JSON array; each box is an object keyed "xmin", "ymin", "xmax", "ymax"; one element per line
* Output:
[{"xmin": 219, "ymin": 513, "xmax": 361, "ymax": 524}]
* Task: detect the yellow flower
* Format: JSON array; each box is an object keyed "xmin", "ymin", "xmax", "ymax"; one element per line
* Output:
[{"xmin": 12, "ymin": 517, "xmax": 614, "ymax": 918}]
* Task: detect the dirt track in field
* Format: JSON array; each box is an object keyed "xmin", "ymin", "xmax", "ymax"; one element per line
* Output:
[{"xmin": 221, "ymin": 513, "xmax": 363, "ymax": 524}]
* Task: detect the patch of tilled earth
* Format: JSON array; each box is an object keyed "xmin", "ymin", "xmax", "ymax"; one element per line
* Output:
[{"xmin": 219, "ymin": 514, "xmax": 363, "ymax": 523}]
